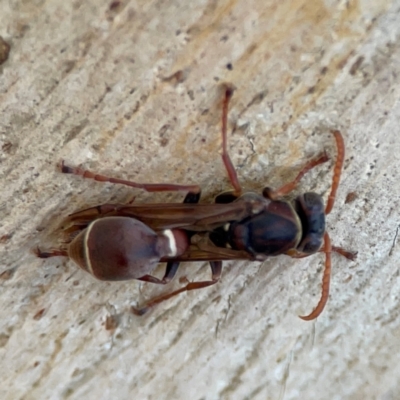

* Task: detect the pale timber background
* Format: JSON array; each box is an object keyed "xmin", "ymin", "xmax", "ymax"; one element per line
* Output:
[{"xmin": 1, "ymin": 1, "xmax": 400, "ymax": 399}]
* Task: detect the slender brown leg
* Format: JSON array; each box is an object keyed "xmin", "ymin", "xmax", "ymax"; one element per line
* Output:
[
  {"xmin": 263, "ymin": 152, "xmax": 329, "ymax": 200},
  {"xmin": 136, "ymin": 261, "xmax": 180, "ymax": 284},
  {"xmin": 286, "ymin": 236, "xmax": 356, "ymax": 320},
  {"xmin": 34, "ymin": 248, "xmax": 68, "ymax": 258},
  {"xmin": 131, "ymin": 261, "xmax": 222, "ymax": 315},
  {"xmin": 60, "ymin": 161, "xmax": 201, "ymax": 194},
  {"xmin": 299, "ymin": 231, "xmax": 332, "ymax": 321},
  {"xmin": 220, "ymin": 85, "xmax": 242, "ymax": 195},
  {"xmin": 263, "ymin": 130, "xmax": 345, "ymax": 205},
  {"xmin": 289, "ymin": 246, "xmax": 357, "ymax": 261},
  {"xmin": 325, "ymin": 130, "xmax": 345, "ymax": 215},
  {"xmin": 329, "ymin": 246, "xmax": 356, "ymax": 260}
]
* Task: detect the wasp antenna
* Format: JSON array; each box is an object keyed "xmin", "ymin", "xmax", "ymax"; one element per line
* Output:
[
  {"xmin": 325, "ymin": 130, "xmax": 345, "ymax": 215},
  {"xmin": 299, "ymin": 232, "xmax": 332, "ymax": 321}
]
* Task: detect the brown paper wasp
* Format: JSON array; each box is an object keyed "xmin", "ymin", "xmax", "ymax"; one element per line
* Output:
[{"xmin": 36, "ymin": 84, "xmax": 356, "ymax": 320}]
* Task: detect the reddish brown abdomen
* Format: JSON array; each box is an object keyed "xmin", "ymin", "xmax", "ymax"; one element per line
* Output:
[{"xmin": 70, "ymin": 217, "xmax": 167, "ymax": 281}]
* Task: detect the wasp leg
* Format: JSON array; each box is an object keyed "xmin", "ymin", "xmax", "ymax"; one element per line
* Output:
[
  {"xmin": 131, "ymin": 261, "xmax": 222, "ymax": 315},
  {"xmin": 136, "ymin": 261, "xmax": 180, "ymax": 285},
  {"xmin": 299, "ymin": 231, "xmax": 332, "ymax": 321},
  {"xmin": 34, "ymin": 248, "xmax": 68, "ymax": 258},
  {"xmin": 263, "ymin": 131, "xmax": 345, "ymax": 217},
  {"xmin": 59, "ymin": 160, "xmax": 201, "ymax": 195},
  {"xmin": 329, "ymin": 245, "xmax": 356, "ymax": 260},
  {"xmin": 215, "ymin": 85, "xmax": 249, "ymax": 206},
  {"xmin": 263, "ymin": 152, "xmax": 329, "ymax": 200},
  {"xmin": 220, "ymin": 84, "xmax": 242, "ymax": 196},
  {"xmin": 286, "ymin": 236, "xmax": 356, "ymax": 321},
  {"xmin": 288, "ymin": 246, "xmax": 356, "ymax": 261}
]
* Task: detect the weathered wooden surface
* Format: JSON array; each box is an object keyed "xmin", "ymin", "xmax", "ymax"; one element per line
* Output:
[{"xmin": 1, "ymin": 1, "xmax": 400, "ymax": 399}]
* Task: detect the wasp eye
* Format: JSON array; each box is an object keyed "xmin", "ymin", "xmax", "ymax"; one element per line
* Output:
[{"xmin": 295, "ymin": 193, "xmax": 325, "ymax": 254}]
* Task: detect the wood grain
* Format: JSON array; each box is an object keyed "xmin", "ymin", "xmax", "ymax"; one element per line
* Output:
[{"xmin": 1, "ymin": 0, "xmax": 400, "ymax": 399}]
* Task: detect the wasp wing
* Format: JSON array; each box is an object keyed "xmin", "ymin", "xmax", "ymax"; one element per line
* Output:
[
  {"xmin": 66, "ymin": 196, "xmax": 267, "ymax": 231},
  {"xmin": 160, "ymin": 244, "xmax": 254, "ymax": 262}
]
